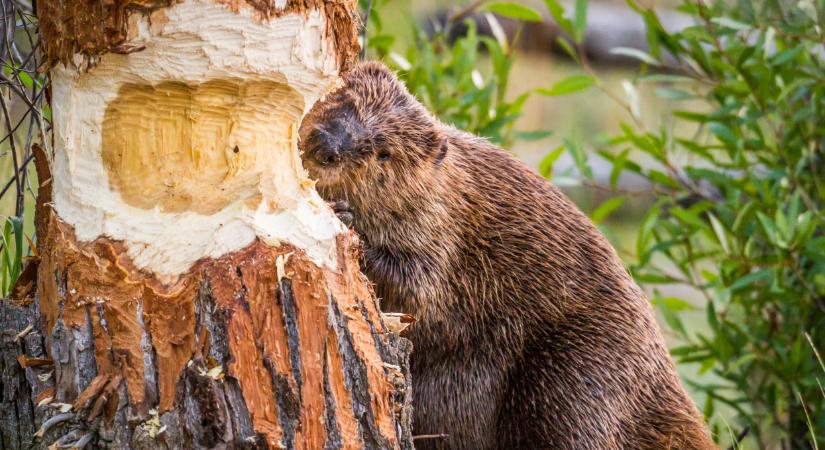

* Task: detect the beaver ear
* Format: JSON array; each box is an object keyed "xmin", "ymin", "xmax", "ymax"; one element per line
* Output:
[{"xmin": 433, "ymin": 135, "xmax": 449, "ymax": 166}]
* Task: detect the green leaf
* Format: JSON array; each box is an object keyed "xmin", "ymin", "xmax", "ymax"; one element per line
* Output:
[
  {"xmin": 591, "ymin": 197, "xmax": 625, "ymax": 224},
  {"xmin": 707, "ymin": 213, "xmax": 731, "ymax": 255},
  {"xmin": 671, "ymin": 207, "xmax": 707, "ymax": 229},
  {"xmin": 655, "ymin": 296, "xmax": 698, "ymax": 311},
  {"xmin": 573, "ymin": 0, "xmax": 588, "ymax": 42},
  {"xmin": 708, "ymin": 122, "xmax": 737, "ymax": 145},
  {"xmin": 563, "ymin": 137, "xmax": 593, "ymax": 179},
  {"xmin": 732, "ymin": 201, "xmax": 756, "ymax": 232},
  {"xmin": 673, "ymin": 111, "xmax": 710, "ymax": 122},
  {"xmin": 791, "ymin": 211, "xmax": 816, "ymax": 247},
  {"xmin": 730, "ymin": 354, "xmax": 757, "ymax": 372},
  {"xmin": 706, "ymin": 299, "xmax": 720, "ymax": 333},
  {"xmin": 710, "ymin": 17, "xmax": 751, "ymax": 31},
  {"xmin": 756, "ymin": 212, "xmax": 780, "ymax": 247},
  {"xmin": 42, "ymin": 105, "xmax": 52, "ymax": 122},
  {"xmin": 1, "ymin": 220, "xmax": 11, "ymax": 294},
  {"xmin": 634, "ymin": 272, "xmax": 679, "ymax": 284},
  {"xmin": 774, "ymin": 207, "xmax": 789, "ymax": 242},
  {"xmin": 640, "ymin": 74, "xmax": 694, "ymax": 83},
  {"xmin": 10, "ymin": 217, "xmax": 22, "ymax": 287},
  {"xmin": 609, "ymin": 148, "xmax": 631, "ymax": 189},
  {"xmin": 18, "ymin": 72, "xmax": 34, "ymax": 89},
  {"xmin": 647, "ymin": 169, "xmax": 678, "ymax": 189},
  {"xmin": 536, "ymin": 74, "xmax": 595, "ymax": 96},
  {"xmin": 513, "ymin": 130, "xmax": 553, "ymax": 141},
  {"xmin": 637, "ymin": 204, "xmax": 661, "ymax": 264},
  {"xmin": 659, "ymin": 301, "xmax": 688, "ymax": 338},
  {"xmin": 654, "ymin": 87, "xmax": 695, "ymax": 100},
  {"xmin": 554, "ymin": 37, "xmax": 579, "ymax": 62},
  {"xmin": 483, "ymin": 2, "xmax": 543, "ymax": 22},
  {"xmin": 729, "ymin": 268, "xmax": 772, "ymax": 291},
  {"xmin": 367, "ymin": 35, "xmax": 395, "ymax": 52},
  {"xmin": 642, "ymin": 11, "xmax": 662, "ymax": 58},
  {"xmin": 538, "ymin": 145, "xmax": 565, "ymax": 178},
  {"xmin": 770, "ymin": 45, "xmax": 804, "ymax": 66},
  {"xmin": 609, "ymin": 47, "xmax": 659, "ymax": 65},
  {"xmin": 543, "ymin": 0, "xmax": 573, "ymax": 35},
  {"xmin": 698, "ymin": 357, "xmax": 716, "ymax": 375},
  {"xmin": 703, "ymin": 393, "xmax": 715, "ymax": 421}
]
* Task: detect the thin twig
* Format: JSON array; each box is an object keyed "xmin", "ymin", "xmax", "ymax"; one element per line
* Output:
[
  {"xmin": 725, "ymin": 426, "xmax": 750, "ymax": 450},
  {"xmin": 449, "ymin": 0, "xmax": 487, "ymax": 24},
  {"xmin": 0, "ymin": 84, "xmax": 44, "ymax": 146},
  {"xmin": 0, "ymin": 0, "xmax": 45, "ymax": 223},
  {"xmin": 359, "ymin": 0, "xmax": 374, "ymax": 60},
  {"xmin": 0, "ymin": 72, "xmax": 43, "ymax": 126},
  {"xmin": 0, "ymin": 152, "xmax": 32, "ymax": 199}
]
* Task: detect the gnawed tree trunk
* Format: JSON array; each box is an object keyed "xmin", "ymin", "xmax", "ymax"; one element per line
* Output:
[{"xmin": 1, "ymin": 1, "xmax": 413, "ymax": 448}]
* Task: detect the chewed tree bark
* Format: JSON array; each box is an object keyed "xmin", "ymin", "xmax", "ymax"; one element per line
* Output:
[{"xmin": 0, "ymin": 1, "xmax": 413, "ymax": 448}]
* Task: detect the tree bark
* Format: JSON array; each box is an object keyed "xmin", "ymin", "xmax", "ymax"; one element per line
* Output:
[{"xmin": 1, "ymin": 1, "xmax": 413, "ymax": 448}]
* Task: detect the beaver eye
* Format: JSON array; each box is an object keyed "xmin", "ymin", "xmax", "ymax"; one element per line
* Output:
[{"xmin": 377, "ymin": 151, "xmax": 391, "ymax": 161}]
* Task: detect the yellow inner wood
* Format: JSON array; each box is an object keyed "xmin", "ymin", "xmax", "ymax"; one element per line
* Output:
[{"xmin": 102, "ymin": 80, "xmax": 303, "ymax": 215}]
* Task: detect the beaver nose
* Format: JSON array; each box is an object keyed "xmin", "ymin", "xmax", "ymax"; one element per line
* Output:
[
  {"xmin": 308, "ymin": 121, "xmax": 352, "ymax": 166},
  {"xmin": 311, "ymin": 129, "xmax": 341, "ymax": 165}
]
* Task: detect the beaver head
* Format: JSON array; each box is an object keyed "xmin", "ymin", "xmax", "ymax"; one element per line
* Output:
[{"xmin": 299, "ymin": 62, "xmax": 448, "ymax": 217}]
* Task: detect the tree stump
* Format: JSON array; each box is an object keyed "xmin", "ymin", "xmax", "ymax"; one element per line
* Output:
[{"xmin": 0, "ymin": 1, "xmax": 413, "ymax": 448}]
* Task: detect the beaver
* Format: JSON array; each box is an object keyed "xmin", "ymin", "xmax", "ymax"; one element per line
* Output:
[{"xmin": 299, "ymin": 61, "xmax": 715, "ymax": 450}]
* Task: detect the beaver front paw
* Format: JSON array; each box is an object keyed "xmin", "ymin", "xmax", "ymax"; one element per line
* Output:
[{"xmin": 328, "ymin": 200, "xmax": 354, "ymax": 227}]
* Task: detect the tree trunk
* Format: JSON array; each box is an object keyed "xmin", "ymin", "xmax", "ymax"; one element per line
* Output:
[{"xmin": 1, "ymin": 1, "xmax": 413, "ymax": 448}]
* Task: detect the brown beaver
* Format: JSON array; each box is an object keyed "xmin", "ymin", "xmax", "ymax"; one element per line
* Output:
[{"xmin": 299, "ymin": 61, "xmax": 715, "ymax": 450}]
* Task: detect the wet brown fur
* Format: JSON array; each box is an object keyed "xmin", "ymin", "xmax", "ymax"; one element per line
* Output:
[{"xmin": 299, "ymin": 61, "xmax": 716, "ymax": 450}]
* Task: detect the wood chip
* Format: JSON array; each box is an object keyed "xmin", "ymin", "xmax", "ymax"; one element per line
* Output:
[
  {"xmin": 17, "ymin": 355, "xmax": 54, "ymax": 368},
  {"xmin": 381, "ymin": 312, "xmax": 416, "ymax": 334},
  {"xmin": 14, "ymin": 324, "xmax": 33, "ymax": 342},
  {"xmin": 72, "ymin": 374, "xmax": 110, "ymax": 411},
  {"xmin": 206, "ymin": 365, "xmax": 224, "ymax": 381}
]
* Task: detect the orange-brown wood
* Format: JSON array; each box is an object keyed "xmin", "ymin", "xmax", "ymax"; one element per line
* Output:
[{"xmin": 35, "ymin": 212, "xmax": 408, "ymax": 448}]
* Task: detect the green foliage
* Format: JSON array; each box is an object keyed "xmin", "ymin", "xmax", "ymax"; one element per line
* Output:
[
  {"xmin": 536, "ymin": 74, "xmax": 595, "ymax": 96},
  {"xmin": 362, "ymin": 0, "xmax": 547, "ymax": 148},
  {"xmin": 0, "ymin": 216, "xmax": 25, "ymax": 296},
  {"xmin": 550, "ymin": 0, "xmax": 825, "ymax": 447},
  {"xmin": 0, "ymin": 4, "xmax": 43, "ymax": 297},
  {"xmin": 482, "ymin": 2, "xmax": 542, "ymax": 22}
]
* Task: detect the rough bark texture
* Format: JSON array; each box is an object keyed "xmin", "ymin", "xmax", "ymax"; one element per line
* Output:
[
  {"xmin": 28, "ymin": 214, "xmax": 413, "ymax": 449},
  {"xmin": 1, "ymin": 179, "xmax": 413, "ymax": 449},
  {"xmin": 0, "ymin": 298, "xmax": 51, "ymax": 450},
  {"xmin": 0, "ymin": 1, "xmax": 413, "ymax": 449},
  {"xmin": 3, "ymin": 281, "xmax": 413, "ymax": 449}
]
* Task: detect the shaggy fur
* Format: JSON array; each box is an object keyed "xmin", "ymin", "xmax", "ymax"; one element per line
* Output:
[{"xmin": 299, "ymin": 61, "xmax": 716, "ymax": 450}]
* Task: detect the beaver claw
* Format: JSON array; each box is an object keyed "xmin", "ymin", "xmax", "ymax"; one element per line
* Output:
[{"xmin": 329, "ymin": 200, "xmax": 354, "ymax": 227}]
